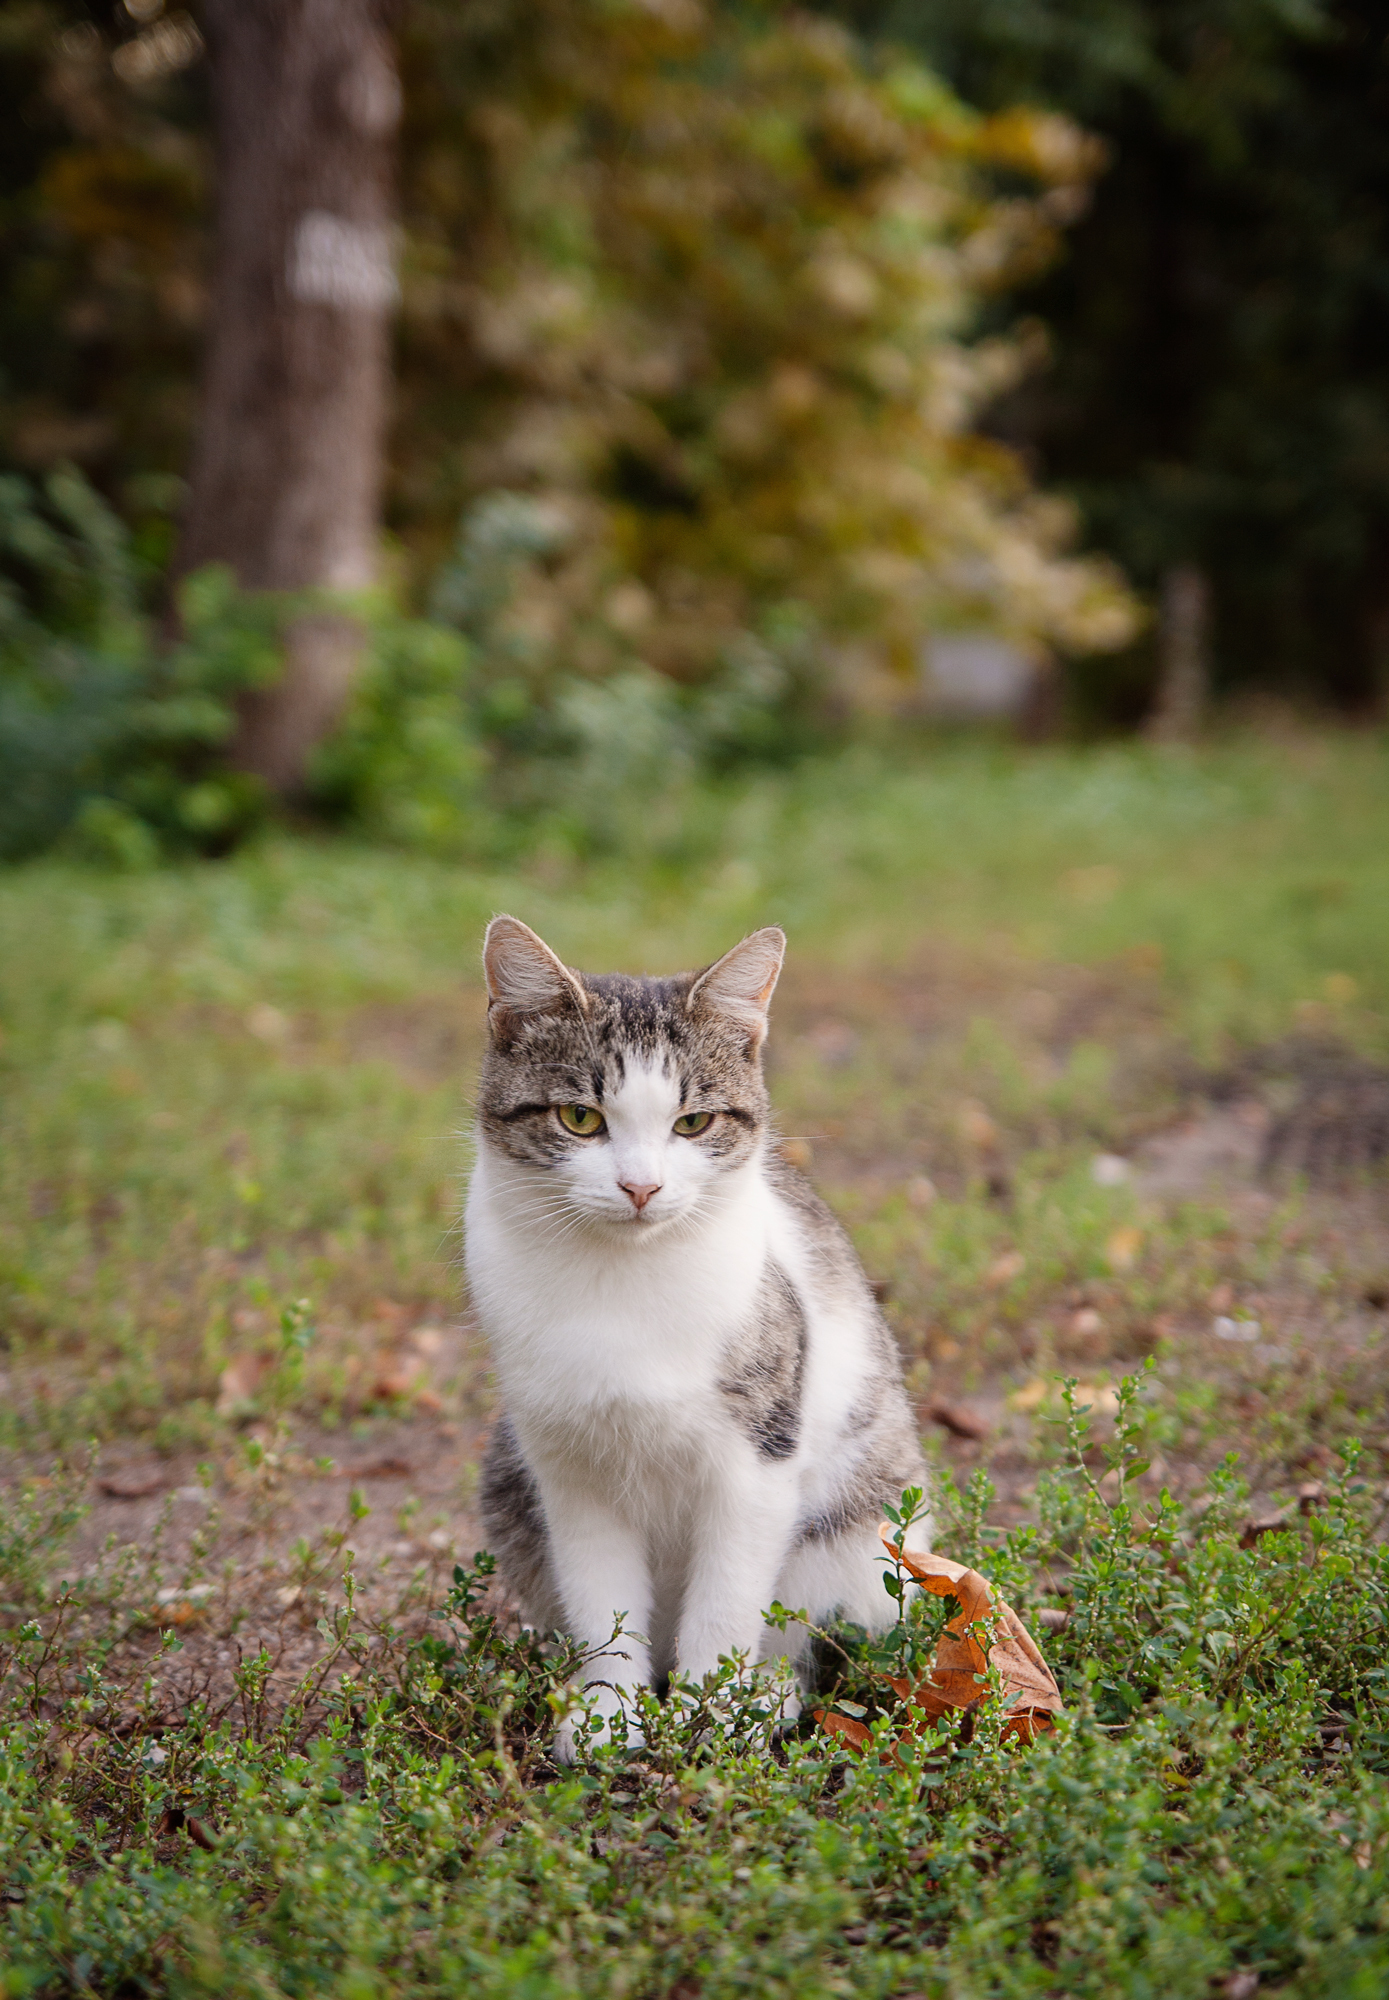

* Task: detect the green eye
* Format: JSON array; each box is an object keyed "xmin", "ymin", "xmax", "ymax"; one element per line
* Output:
[
  {"xmin": 557, "ymin": 1103, "xmax": 605, "ymax": 1136},
  {"xmin": 673, "ymin": 1110, "xmax": 715, "ymax": 1136}
]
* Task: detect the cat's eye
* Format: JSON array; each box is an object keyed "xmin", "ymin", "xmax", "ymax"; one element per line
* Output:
[
  {"xmin": 673, "ymin": 1111, "xmax": 715, "ymax": 1137},
  {"xmin": 557, "ymin": 1103, "xmax": 605, "ymax": 1136}
]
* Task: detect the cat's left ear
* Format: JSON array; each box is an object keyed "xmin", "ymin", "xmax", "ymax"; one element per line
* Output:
[{"xmin": 688, "ymin": 927, "xmax": 786, "ymax": 1050}]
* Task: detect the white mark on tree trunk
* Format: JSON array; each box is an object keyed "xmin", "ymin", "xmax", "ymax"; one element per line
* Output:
[{"xmin": 288, "ymin": 212, "xmax": 398, "ymax": 312}]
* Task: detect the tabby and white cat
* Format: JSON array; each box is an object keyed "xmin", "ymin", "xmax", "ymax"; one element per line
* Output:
[{"xmin": 465, "ymin": 915, "xmax": 928, "ymax": 1755}]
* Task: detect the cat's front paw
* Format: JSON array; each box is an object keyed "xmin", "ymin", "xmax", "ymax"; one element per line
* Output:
[{"xmin": 553, "ymin": 1688, "xmax": 646, "ymax": 1763}]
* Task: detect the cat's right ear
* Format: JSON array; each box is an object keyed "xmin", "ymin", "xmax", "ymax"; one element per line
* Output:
[{"xmin": 482, "ymin": 916, "xmax": 588, "ymax": 1040}]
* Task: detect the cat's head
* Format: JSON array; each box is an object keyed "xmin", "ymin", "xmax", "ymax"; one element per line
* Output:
[{"xmin": 474, "ymin": 915, "xmax": 785, "ymax": 1236}]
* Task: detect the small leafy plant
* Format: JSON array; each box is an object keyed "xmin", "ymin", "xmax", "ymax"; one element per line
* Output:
[{"xmin": 10, "ymin": 1371, "xmax": 1389, "ymax": 1995}]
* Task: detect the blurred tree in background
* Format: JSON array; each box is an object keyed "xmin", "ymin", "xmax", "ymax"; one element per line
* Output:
[
  {"xmin": 0, "ymin": 0, "xmax": 1384, "ymax": 860},
  {"xmin": 392, "ymin": 2, "xmax": 1133, "ymax": 721},
  {"xmin": 174, "ymin": 0, "xmax": 402, "ymax": 796},
  {"xmin": 0, "ymin": 0, "xmax": 1138, "ymax": 858},
  {"xmin": 832, "ymin": 0, "xmax": 1389, "ymax": 717}
]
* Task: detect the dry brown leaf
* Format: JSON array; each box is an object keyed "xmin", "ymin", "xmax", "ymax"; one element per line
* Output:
[
  {"xmin": 887, "ymin": 1540, "xmax": 1063, "ymax": 1741},
  {"xmin": 925, "ymin": 1399, "xmax": 990, "ymax": 1442},
  {"xmin": 815, "ymin": 1708, "xmax": 873, "ymax": 1752},
  {"xmin": 215, "ymin": 1352, "xmax": 273, "ymax": 1416},
  {"xmin": 98, "ymin": 1470, "xmax": 168, "ymax": 1500},
  {"xmin": 1105, "ymin": 1224, "xmax": 1143, "ymax": 1273},
  {"xmin": 150, "ymin": 1594, "xmax": 212, "ymax": 1629},
  {"xmin": 336, "ymin": 1455, "xmax": 413, "ymax": 1479},
  {"xmin": 957, "ymin": 1102, "xmax": 1000, "ymax": 1150},
  {"xmin": 818, "ymin": 1540, "xmax": 1063, "ymax": 1755},
  {"xmin": 984, "ymin": 1249, "xmax": 1025, "ymax": 1289},
  {"xmin": 370, "ymin": 1354, "xmax": 426, "ymax": 1401},
  {"xmin": 185, "ymin": 1815, "xmax": 219, "ymax": 1852}
]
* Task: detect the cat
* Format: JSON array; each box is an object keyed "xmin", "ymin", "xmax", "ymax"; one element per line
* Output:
[{"xmin": 464, "ymin": 914, "xmax": 929, "ymax": 1756}]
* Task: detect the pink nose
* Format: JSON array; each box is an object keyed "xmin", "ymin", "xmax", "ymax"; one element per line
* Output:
[{"xmin": 620, "ymin": 1181, "xmax": 661, "ymax": 1213}]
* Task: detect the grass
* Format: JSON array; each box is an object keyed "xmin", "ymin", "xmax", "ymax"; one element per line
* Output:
[{"xmin": 2, "ymin": 727, "xmax": 1389, "ymax": 1995}]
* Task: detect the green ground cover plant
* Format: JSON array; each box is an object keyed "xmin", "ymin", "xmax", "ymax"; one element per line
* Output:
[
  {"xmin": 5, "ymin": 1397, "xmax": 1389, "ymax": 1996},
  {"xmin": 2, "ymin": 728, "xmax": 1388, "ymax": 1993}
]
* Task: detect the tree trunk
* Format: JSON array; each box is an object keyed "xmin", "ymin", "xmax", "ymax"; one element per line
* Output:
[
  {"xmin": 174, "ymin": 0, "xmax": 400, "ymax": 796},
  {"xmin": 1147, "ymin": 563, "xmax": 1210, "ymax": 742}
]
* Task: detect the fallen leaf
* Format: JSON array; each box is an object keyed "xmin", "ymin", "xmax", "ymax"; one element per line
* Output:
[
  {"xmin": 1073, "ymin": 1380, "xmax": 1120, "ymax": 1418},
  {"xmin": 905, "ymin": 1176, "xmax": 938, "ymax": 1209},
  {"xmin": 151, "ymin": 1582, "xmax": 215, "ymax": 1628},
  {"xmin": 820, "ymin": 1543, "xmax": 1063, "ymax": 1757},
  {"xmin": 370, "ymin": 1352, "xmax": 426, "ymax": 1401},
  {"xmin": 926, "ymin": 1399, "xmax": 989, "ymax": 1441},
  {"xmin": 1240, "ymin": 1507, "xmax": 1294, "ymax": 1548},
  {"xmin": 216, "ymin": 1352, "xmax": 273, "ymax": 1417},
  {"xmin": 958, "ymin": 1103, "xmax": 1000, "ymax": 1150},
  {"xmin": 246, "ymin": 1003, "xmax": 290, "ymax": 1042},
  {"xmin": 336, "ymin": 1455, "xmax": 413, "ymax": 1479},
  {"xmin": 1010, "ymin": 1377, "xmax": 1048, "ymax": 1412},
  {"xmin": 1105, "ymin": 1225, "xmax": 1143, "ymax": 1273},
  {"xmin": 985, "ymin": 1250, "xmax": 1025, "ymax": 1289},
  {"xmin": 885, "ymin": 1540, "xmax": 1064, "ymax": 1742},
  {"xmin": 814, "ymin": 1708, "xmax": 872, "ymax": 1752},
  {"xmin": 98, "ymin": 1471, "xmax": 168, "ymax": 1500},
  {"xmin": 779, "ymin": 1137, "xmax": 814, "ymax": 1170}
]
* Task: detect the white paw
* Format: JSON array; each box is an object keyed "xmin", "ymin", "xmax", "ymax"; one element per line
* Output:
[{"xmin": 553, "ymin": 1688, "xmax": 646, "ymax": 1763}]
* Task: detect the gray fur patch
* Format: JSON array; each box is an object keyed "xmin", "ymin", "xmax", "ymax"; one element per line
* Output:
[
  {"xmin": 758, "ymin": 1160, "xmax": 926, "ymax": 1539},
  {"xmin": 719, "ymin": 1261, "xmax": 807, "ymax": 1459},
  {"xmin": 478, "ymin": 1414, "xmax": 561, "ymax": 1628},
  {"xmin": 794, "ymin": 1382, "xmax": 925, "ymax": 1546}
]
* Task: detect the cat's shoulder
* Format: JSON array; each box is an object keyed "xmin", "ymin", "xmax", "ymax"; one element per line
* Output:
[{"xmin": 764, "ymin": 1148, "xmax": 865, "ymax": 1284}]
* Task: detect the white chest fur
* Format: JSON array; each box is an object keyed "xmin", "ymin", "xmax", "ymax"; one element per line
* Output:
[{"xmin": 466, "ymin": 1146, "xmax": 777, "ymax": 1433}]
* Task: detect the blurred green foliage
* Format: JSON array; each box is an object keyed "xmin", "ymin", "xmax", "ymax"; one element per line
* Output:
[
  {"xmin": 835, "ymin": 0, "xmax": 1389, "ymax": 713},
  {"xmin": 2, "ymin": 0, "xmax": 1383, "ymax": 855},
  {"xmin": 2, "ymin": 1, "xmax": 1151, "ymax": 859},
  {"xmin": 0, "ymin": 471, "xmax": 279, "ymax": 860},
  {"xmin": 395, "ymin": 2, "xmax": 1135, "ymax": 696}
]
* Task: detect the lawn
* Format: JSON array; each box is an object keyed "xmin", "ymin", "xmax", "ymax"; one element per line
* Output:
[{"xmin": 3, "ymin": 729, "xmax": 1389, "ymax": 1997}]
